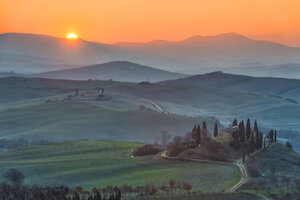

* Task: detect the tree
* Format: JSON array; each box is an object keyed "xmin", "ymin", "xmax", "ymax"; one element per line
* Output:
[
  {"xmin": 232, "ymin": 130, "xmax": 240, "ymax": 149},
  {"xmin": 255, "ymin": 131, "xmax": 260, "ymax": 150},
  {"xmin": 169, "ymin": 180, "xmax": 176, "ymax": 189},
  {"xmin": 250, "ymin": 131, "xmax": 255, "ymax": 153},
  {"xmin": 253, "ymin": 120, "xmax": 259, "ymax": 137},
  {"xmin": 173, "ymin": 136, "xmax": 183, "ymax": 146},
  {"xmin": 275, "ymin": 130, "xmax": 277, "ymax": 143},
  {"xmin": 232, "ymin": 118, "xmax": 238, "ymax": 127},
  {"xmin": 196, "ymin": 125, "xmax": 201, "ymax": 145},
  {"xmin": 161, "ymin": 130, "xmax": 171, "ymax": 146},
  {"xmin": 269, "ymin": 130, "xmax": 274, "ymax": 143},
  {"xmin": 2, "ymin": 168, "xmax": 24, "ymax": 185},
  {"xmin": 184, "ymin": 132, "xmax": 192, "ymax": 146},
  {"xmin": 246, "ymin": 119, "xmax": 251, "ymax": 140},
  {"xmin": 192, "ymin": 125, "xmax": 197, "ymax": 140},
  {"xmin": 259, "ymin": 132, "xmax": 263, "ymax": 149},
  {"xmin": 202, "ymin": 121, "xmax": 207, "ymax": 140},
  {"xmin": 286, "ymin": 141, "xmax": 293, "ymax": 149},
  {"xmin": 214, "ymin": 122, "xmax": 218, "ymax": 137},
  {"xmin": 239, "ymin": 121, "xmax": 245, "ymax": 144}
]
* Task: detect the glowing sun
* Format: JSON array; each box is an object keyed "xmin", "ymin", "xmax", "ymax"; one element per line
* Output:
[{"xmin": 66, "ymin": 33, "xmax": 78, "ymax": 39}]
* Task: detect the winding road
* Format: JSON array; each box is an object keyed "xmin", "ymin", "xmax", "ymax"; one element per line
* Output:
[
  {"xmin": 141, "ymin": 99, "xmax": 167, "ymax": 114},
  {"xmin": 154, "ymin": 147, "xmax": 267, "ymax": 193}
]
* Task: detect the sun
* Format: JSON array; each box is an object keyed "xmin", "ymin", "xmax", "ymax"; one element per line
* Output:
[{"xmin": 66, "ymin": 33, "xmax": 78, "ymax": 39}]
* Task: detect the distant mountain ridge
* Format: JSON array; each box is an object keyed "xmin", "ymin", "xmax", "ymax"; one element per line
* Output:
[
  {"xmin": 31, "ymin": 61, "xmax": 187, "ymax": 82},
  {"xmin": 1, "ymin": 32, "xmax": 300, "ymax": 76}
]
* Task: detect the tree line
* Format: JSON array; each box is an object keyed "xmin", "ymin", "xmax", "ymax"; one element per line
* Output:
[{"xmin": 231, "ymin": 118, "xmax": 277, "ymax": 158}]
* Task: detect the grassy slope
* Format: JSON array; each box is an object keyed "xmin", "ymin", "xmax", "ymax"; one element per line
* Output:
[
  {"xmin": 0, "ymin": 101, "xmax": 211, "ymax": 142},
  {"xmin": 1, "ymin": 77, "xmax": 300, "ymax": 145},
  {"xmin": 0, "ymin": 140, "xmax": 240, "ymax": 191},
  {"xmin": 241, "ymin": 144, "xmax": 300, "ymax": 199}
]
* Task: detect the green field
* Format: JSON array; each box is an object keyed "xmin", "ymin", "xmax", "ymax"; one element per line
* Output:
[{"xmin": 0, "ymin": 140, "xmax": 240, "ymax": 191}]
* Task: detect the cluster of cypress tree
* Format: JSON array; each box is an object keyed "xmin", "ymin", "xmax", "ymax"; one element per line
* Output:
[
  {"xmin": 191, "ymin": 121, "xmax": 212, "ymax": 146},
  {"xmin": 267, "ymin": 129, "xmax": 277, "ymax": 144},
  {"xmin": 231, "ymin": 118, "xmax": 264, "ymax": 154}
]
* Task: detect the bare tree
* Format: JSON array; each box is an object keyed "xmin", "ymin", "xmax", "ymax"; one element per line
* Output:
[
  {"xmin": 161, "ymin": 130, "xmax": 171, "ymax": 146},
  {"xmin": 185, "ymin": 132, "xmax": 192, "ymax": 146},
  {"xmin": 173, "ymin": 136, "xmax": 183, "ymax": 146}
]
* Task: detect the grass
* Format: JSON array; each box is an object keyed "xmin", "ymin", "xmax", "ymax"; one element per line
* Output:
[
  {"xmin": 0, "ymin": 140, "xmax": 241, "ymax": 192},
  {"xmin": 241, "ymin": 144, "xmax": 300, "ymax": 199},
  {"xmin": 0, "ymin": 101, "xmax": 212, "ymax": 143}
]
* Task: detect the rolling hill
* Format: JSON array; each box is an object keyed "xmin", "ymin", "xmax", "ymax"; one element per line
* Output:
[
  {"xmin": 1, "ymin": 76, "xmax": 300, "ymax": 151},
  {"xmin": 2, "ymin": 32, "xmax": 300, "ymax": 76},
  {"xmin": 32, "ymin": 61, "xmax": 187, "ymax": 82},
  {"xmin": 158, "ymin": 71, "xmax": 300, "ymax": 101}
]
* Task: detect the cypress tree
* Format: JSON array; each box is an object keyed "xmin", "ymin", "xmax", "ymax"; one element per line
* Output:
[
  {"xmin": 254, "ymin": 120, "xmax": 259, "ymax": 137},
  {"xmin": 269, "ymin": 130, "xmax": 274, "ymax": 143},
  {"xmin": 239, "ymin": 121, "xmax": 245, "ymax": 144},
  {"xmin": 196, "ymin": 124, "xmax": 201, "ymax": 145},
  {"xmin": 246, "ymin": 119, "xmax": 251, "ymax": 140},
  {"xmin": 202, "ymin": 121, "xmax": 207, "ymax": 140},
  {"xmin": 192, "ymin": 125, "xmax": 197, "ymax": 140},
  {"xmin": 232, "ymin": 130, "xmax": 240, "ymax": 149},
  {"xmin": 256, "ymin": 131, "xmax": 260, "ymax": 150},
  {"xmin": 250, "ymin": 131, "xmax": 255, "ymax": 153},
  {"xmin": 233, "ymin": 118, "xmax": 238, "ymax": 127},
  {"xmin": 214, "ymin": 122, "xmax": 218, "ymax": 137},
  {"xmin": 275, "ymin": 130, "xmax": 277, "ymax": 143}
]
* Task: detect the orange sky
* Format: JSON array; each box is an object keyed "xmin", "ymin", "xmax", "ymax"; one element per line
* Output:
[{"xmin": 1, "ymin": 0, "xmax": 300, "ymax": 46}]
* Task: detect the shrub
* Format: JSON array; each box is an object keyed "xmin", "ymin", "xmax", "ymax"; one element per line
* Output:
[
  {"xmin": 286, "ymin": 142, "xmax": 293, "ymax": 149},
  {"xmin": 132, "ymin": 145, "xmax": 161, "ymax": 156},
  {"xmin": 2, "ymin": 168, "xmax": 25, "ymax": 185},
  {"xmin": 168, "ymin": 145, "xmax": 187, "ymax": 157}
]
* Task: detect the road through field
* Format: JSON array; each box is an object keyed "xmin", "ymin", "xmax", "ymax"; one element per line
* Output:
[
  {"xmin": 142, "ymin": 99, "xmax": 167, "ymax": 113},
  {"xmin": 154, "ymin": 147, "xmax": 268, "ymax": 194}
]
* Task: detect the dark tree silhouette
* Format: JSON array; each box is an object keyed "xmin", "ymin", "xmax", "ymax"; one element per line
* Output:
[
  {"xmin": 192, "ymin": 125, "xmax": 197, "ymax": 140},
  {"xmin": 2, "ymin": 168, "xmax": 24, "ymax": 185},
  {"xmin": 239, "ymin": 121, "xmax": 245, "ymax": 144},
  {"xmin": 269, "ymin": 130, "xmax": 274, "ymax": 143},
  {"xmin": 275, "ymin": 130, "xmax": 277, "ymax": 143},
  {"xmin": 196, "ymin": 124, "xmax": 201, "ymax": 145},
  {"xmin": 246, "ymin": 119, "xmax": 251, "ymax": 140},
  {"xmin": 214, "ymin": 122, "xmax": 218, "ymax": 137},
  {"xmin": 250, "ymin": 131, "xmax": 255, "ymax": 153},
  {"xmin": 202, "ymin": 121, "xmax": 207, "ymax": 141},
  {"xmin": 253, "ymin": 120, "xmax": 259, "ymax": 137},
  {"xmin": 232, "ymin": 118, "xmax": 238, "ymax": 127}
]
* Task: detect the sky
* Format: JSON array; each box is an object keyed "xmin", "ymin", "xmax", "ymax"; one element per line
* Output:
[{"xmin": 1, "ymin": 0, "xmax": 300, "ymax": 46}]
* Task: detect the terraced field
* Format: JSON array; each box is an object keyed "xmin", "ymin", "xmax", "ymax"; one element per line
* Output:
[{"xmin": 0, "ymin": 140, "xmax": 240, "ymax": 191}]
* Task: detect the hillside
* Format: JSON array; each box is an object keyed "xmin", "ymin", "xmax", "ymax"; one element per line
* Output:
[
  {"xmin": 32, "ymin": 61, "xmax": 186, "ymax": 82},
  {"xmin": 1, "ymin": 77, "xmax": 300, "ymax": 149},
  {"xmin": 0, "ymin": 140, "xmax": 240, "ymax": 191},
  {"xmin": 158, "ymin": 71, "xmax": 300, "ymax": 101},
  {"xmin": 2, "ymin": 32, "xmax": 300, "ymax": 76},
  {"xmin": 241, "ymin": 144, "xmax": 300, "ymax": 199}
]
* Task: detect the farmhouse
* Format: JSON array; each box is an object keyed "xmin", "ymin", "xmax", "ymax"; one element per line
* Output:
[{"xmin": 219, "ymin": 126, "xmax": 239, "ymax": 143}]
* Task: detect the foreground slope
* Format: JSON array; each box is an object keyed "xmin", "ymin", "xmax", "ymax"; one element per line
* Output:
[
  {"xmin": 0, "ymin": 140, "xmax": 240, "ymax": 191},
  {"xmin": 241, "ymin": 144, "xmax": 300, "ymax": 200}
]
